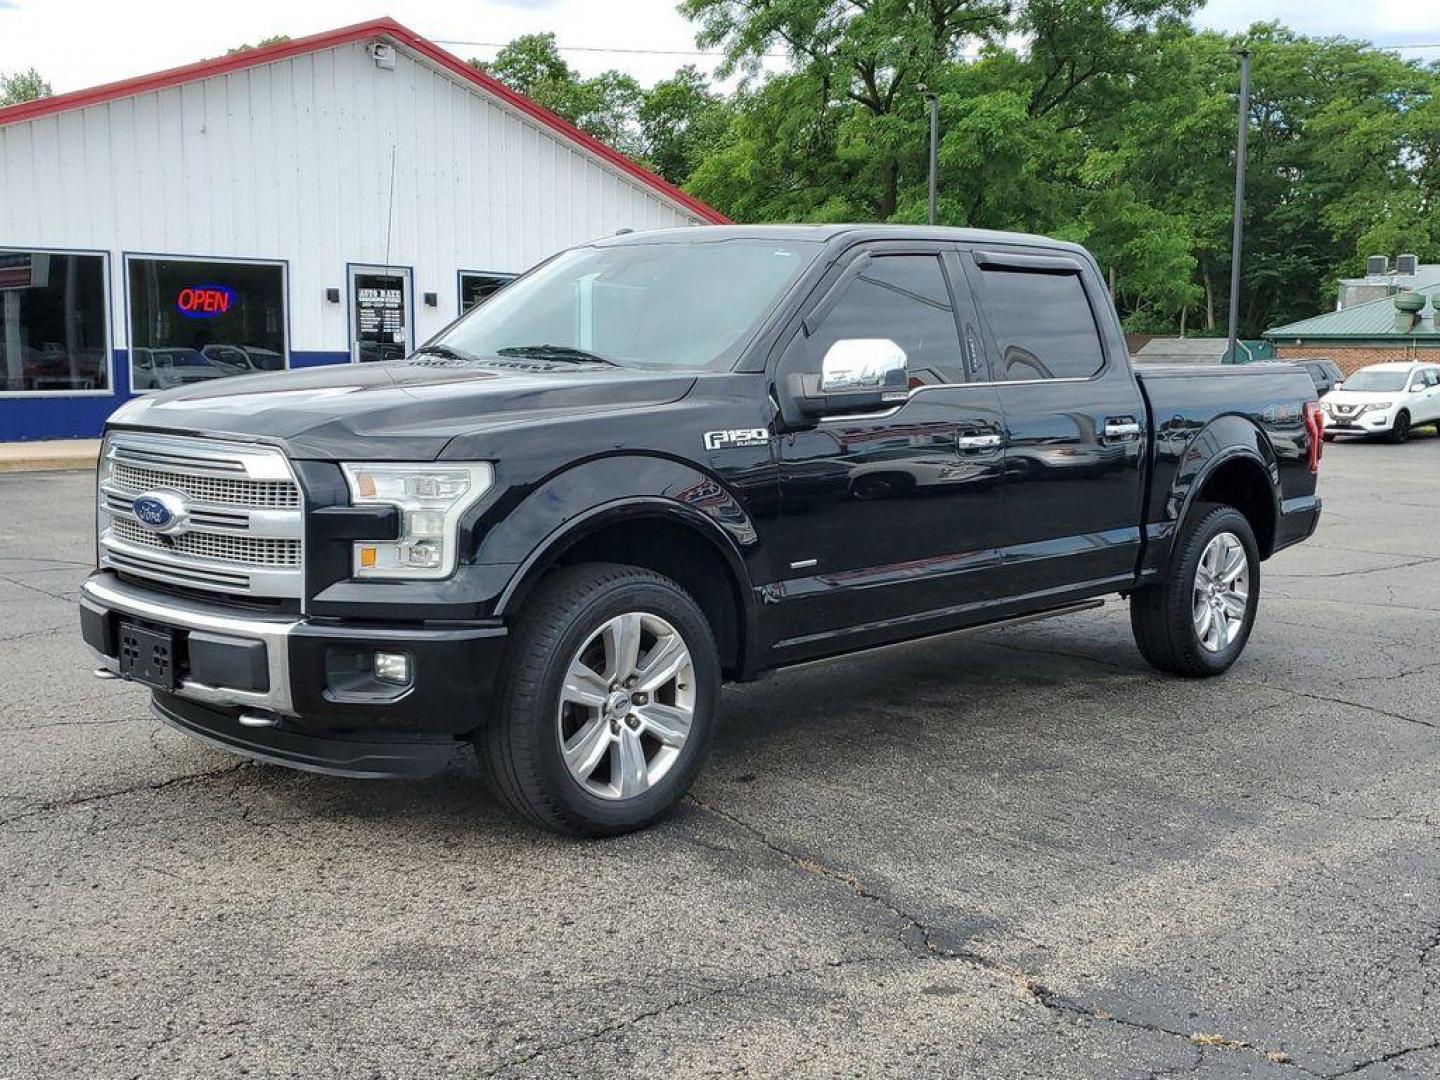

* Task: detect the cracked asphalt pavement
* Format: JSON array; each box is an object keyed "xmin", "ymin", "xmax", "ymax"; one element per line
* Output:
[{"xmin": 2, "ymin": 436, "xmax": 1438, "ymax": 1079}]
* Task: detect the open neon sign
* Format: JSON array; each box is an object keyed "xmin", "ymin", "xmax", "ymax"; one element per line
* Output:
[{"xmin": 175, "ymin": 284, "xmax": 236, "ymax": 319}]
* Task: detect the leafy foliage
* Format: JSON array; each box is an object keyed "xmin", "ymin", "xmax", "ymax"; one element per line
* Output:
[{"xmin": 0, "ymin": 68, "xmax": 51, "ymax": 106}]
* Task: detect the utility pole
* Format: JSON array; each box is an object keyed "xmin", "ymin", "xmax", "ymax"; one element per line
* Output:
[
  {"xmin": 1226, "ymin": 50, "xmax": 1251, "ymax": 363},
  {"xmin": 920, "ymin": 87, "xmax": 939, "ymax": 225}
]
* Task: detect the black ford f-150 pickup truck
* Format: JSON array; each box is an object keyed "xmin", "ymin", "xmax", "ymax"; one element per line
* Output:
[{"xmin": 81, "ymin": 225, "xmax": 1324, "ymax": 835}]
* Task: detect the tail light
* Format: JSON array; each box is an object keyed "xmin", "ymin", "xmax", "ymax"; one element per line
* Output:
[{"xmin": 1303, "ymin": 401, "xmax": 1324, "ymax": 475}]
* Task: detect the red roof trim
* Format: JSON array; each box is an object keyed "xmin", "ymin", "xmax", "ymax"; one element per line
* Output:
[{"xmin": 0, "ymin": 17, "xmax": 730, "ymax": 225}]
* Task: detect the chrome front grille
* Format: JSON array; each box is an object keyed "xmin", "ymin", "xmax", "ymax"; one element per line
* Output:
[
  {"xmin": 110, "ymin": 460, "xmax": 301, "ymax": 508},
  {"xmin": 98, "ymin": 433, "xmax": 305, "ymax": 600},
  {"xmin": 109, "ymin": 516, "xmax": 303, "ymax": 567}
]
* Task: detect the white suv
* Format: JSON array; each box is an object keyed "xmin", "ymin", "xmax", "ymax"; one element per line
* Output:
[{"xmin": 1320, "ymin": 362, "xmax": 1440, "ymax": 443}]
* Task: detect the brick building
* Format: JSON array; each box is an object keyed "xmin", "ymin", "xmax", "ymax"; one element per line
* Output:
[{"xmin": 1265, "ymin": 284, "xmax": 1440, "ymax": 375}]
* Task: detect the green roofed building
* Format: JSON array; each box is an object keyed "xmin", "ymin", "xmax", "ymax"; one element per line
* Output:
[{"xmin": 1264, "ymin": 285, "xmax": 1440, "ymax": 375}]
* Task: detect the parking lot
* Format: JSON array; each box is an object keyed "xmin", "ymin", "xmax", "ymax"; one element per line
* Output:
[{"xmin": 1, "ymin": 434, "xmax": 1437, "ymax": 1079}]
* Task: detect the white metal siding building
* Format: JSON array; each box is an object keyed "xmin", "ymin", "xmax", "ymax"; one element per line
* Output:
[{"xmin": 0, "ymin": 18, "xmax": 726, "ymax": 440}]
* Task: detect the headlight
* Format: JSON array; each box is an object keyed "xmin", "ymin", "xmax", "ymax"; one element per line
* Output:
[
  {"xmin": 1359, "ymin": 401, "xmax": 1392, "ymax": 414},
  {"xmin": 342, "ymin": 463, "xmax": 493, "ymax": 579}
]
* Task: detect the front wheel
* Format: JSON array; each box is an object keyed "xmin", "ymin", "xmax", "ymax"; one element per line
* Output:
[
  {"xmin": 1387, "ymin": 410, "xmax": 1411, "ymax": 443},
  {"xmin": 478, "ymin": 562, "xmax": 719, "ymax": 837},
  {"xmin": 1130, "ymin": 504, "xmax": 1260, "ymax": 678}
]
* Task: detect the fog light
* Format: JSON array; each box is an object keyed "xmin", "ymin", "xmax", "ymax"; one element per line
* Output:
[{"xmin": 374, "ymin": 651, "xmax": 411, "ymax": 684}]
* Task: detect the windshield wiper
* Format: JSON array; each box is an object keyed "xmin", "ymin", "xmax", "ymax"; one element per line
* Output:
[
  {"xmin": 495, "ymin": 344, "xmax": 619, "ymax": 366},
  {"xmin": 411, "ymin": 343, "xmax": 483, "ymax": 364}
]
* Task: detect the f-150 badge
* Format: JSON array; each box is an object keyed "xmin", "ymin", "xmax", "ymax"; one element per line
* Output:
[{"xmin": 704, "ymin": 428, "xmax": 769, "ymax": 450}]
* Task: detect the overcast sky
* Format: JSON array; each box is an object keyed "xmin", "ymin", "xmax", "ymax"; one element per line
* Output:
[{"xmin": 2, "ymin": 0, "xmax": 1437, "ymax": 95}]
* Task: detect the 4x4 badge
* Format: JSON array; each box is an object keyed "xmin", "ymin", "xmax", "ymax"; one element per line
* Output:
[{"xmin": 704, "ymin": 428, "xmax": 769, "ymax": 451}]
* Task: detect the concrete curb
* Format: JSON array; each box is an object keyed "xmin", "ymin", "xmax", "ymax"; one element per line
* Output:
[{"xmin": 0, "ymin": 440, "xmax": 101, "ymax": 474}]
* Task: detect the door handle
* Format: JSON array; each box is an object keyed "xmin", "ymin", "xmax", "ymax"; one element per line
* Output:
[
  {"xmin": 1103, "ymin": 419, "xmax": 1141, "ymax": 439},
  {"xmin": 956, "ymin": 433, "xmax": 1004, "ymax": 451}
]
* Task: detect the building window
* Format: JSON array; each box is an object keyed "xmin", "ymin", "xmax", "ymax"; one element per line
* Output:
[
  {"xmin": 459, "ymin": 271, "xmax": 515, "ymax": 314},
  {"xmin": 127, "ymin": 256, "xmax": 287, "ymax": 391},
  {"xmin": 0, "ymin": 250, "xmax": 109, "ymax": 393}
]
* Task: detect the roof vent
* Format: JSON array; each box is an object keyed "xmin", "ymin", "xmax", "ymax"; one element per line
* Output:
[
  {"xmin": 1396, "ymin": 253, "xmax": 1419, "ymax": 276},
  {"xmin": 1366, "ymin": 255, "xmax": 1389, "ymax": 276},
  {"xmin": 1394, "ymin": 289, "xmax": 1424, "ymax": 332}
]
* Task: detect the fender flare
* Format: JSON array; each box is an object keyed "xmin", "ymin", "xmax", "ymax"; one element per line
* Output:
[
  {"xmin": 1150, "ymin": 415, "xmax": 1282, "ymax": 572},
  {"xmin": 478, "ymin": 455, "xmax": 764, "ymax": 669}
]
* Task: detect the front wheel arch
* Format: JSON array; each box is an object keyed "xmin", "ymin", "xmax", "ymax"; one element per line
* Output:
[{"xmin": 495, "ymin": 503, "xmax": 755, "ymax": 678}]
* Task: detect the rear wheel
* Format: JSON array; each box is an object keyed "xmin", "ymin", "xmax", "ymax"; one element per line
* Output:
[
  {"xmin": 1131, "ymin": 504, "xmax": 1259, "ymax": 678},
  {"xmin": 1387, "ymin": 410, "xmax": 1411, "ymax": 443},
  {"xmin": 479, "ymin": 562, "xmax": 719, "ymax": 837}
]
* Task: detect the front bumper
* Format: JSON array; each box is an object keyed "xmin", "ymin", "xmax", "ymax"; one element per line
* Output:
[
  {"xmin": 79, "ymin": 571, "xmax": 508, "ymax": 776},
  {"xmin": 1321, "ymin": 410, "xmax": 1392, "ymax": 433}
]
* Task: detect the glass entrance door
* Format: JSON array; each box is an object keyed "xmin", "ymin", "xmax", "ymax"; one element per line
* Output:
[{"xmin": 348, "ymin": 265, "xmax": 413, "ymax": 363}]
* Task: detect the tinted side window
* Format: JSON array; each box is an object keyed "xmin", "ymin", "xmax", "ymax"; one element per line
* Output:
[
  {"xmin": 808, "ymin": 255, "xmax": 966, "ymax": 386},
  {"xmin": 976, "ymin": 268, "xmax": 1105, "ymax": 381}
]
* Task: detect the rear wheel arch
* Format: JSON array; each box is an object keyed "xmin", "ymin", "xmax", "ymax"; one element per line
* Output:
[
  {"xmin": 1190, "ymin": 453, "xmax": 1278, "ymax": 559},
  {"xmin": 1164, "ymin": 415, "xmax": 1281, "ymax": 562}
]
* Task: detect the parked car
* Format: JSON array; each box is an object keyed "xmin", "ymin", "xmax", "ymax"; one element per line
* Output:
[
  {"xmin": 132, "ymin": 348, "xmax": 231, "ymax": 390},
  {"xmin": 80, "ymin": 225, "xmax": 1324, "ymax": 836},
  {"xmin": 1288, "ymin": 357, "xmax": 1344, "ymax": 396},
  {"xmin": 1319, "ymin": 361, "xmax": 1440, "ymax": 442},
  {"xmin": 201, "ymin": 345, "xmax": 285, "ymax": 374}
]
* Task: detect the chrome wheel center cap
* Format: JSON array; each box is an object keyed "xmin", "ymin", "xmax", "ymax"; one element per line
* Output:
[{"xmin": 604, "ymin": 690, "xmax": 631, "ymax": 717}]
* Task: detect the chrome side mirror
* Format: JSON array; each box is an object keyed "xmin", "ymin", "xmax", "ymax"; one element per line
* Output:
[{"xmin": 820, "ymin": 338, "xmax": 908, "ymax": 393}]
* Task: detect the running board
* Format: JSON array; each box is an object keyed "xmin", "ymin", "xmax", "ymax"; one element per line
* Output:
[{"xmin": 780, "ymin": 598, "xmax": 1105, "ymax": 671}]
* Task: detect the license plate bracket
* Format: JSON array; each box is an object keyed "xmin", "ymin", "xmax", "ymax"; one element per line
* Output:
[{"xmin": 117, "ymin": 620, "xmax": 179, "ymax": 691}]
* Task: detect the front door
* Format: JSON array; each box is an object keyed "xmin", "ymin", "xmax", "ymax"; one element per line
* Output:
[
  {"xmin": 770, "ymin": 246, "xmax": 1008, "ymax": 660},
  {"xmin": 349, "ymin": 264, "xmax": 413, "ymax": 363},
  {"xmin": 961, "ymin": 247, "xmax": 1147, "ymax": 601}
]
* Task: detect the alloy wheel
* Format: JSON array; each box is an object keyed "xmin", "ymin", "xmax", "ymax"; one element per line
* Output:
[
  {"xmin": 556, "ymin": 611, "xmax": 696, "ymax": 800},
  {"xmin": 1192, "ymin": 531, "xmax": 1249, "ymax": 653}
]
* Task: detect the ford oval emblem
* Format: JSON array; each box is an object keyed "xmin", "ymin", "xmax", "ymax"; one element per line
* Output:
[{"xmin": 130, "ymin": 491, "xmax": 189, "ymax": 534}]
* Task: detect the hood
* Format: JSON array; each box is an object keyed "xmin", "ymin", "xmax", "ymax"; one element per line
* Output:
[
  {"xmin": 109, "ymin": 359, "xmax": 698, "ymax": 460},
  {"xmin": 1322, "ymin": 388, "xmax": 1403, "ymax": 407}
]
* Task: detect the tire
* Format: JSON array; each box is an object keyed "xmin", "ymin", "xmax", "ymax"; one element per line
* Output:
[
  {"xmin": 1130, "ymin": 503, "xmax": 1260, "ymax": 678},
  {"xmin": 479, "ymin": 562, "xmax": 720, "ymax": 837},
  {"xmin": 1387, "ymin": 410, "xmax": 1411, "ymax": 443},
  {"xmin": 1321, "ymin": 432, "xmax": 1336, "ymax": 442}
]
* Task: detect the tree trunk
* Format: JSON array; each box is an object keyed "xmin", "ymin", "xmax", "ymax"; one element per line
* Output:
[
  {"xmin": 1179, "ymin": 305, "xmax": 1187, "ymax": 338},
  {"xmin": 1203, "ymin": 267, "xmax": 1216, "ymax": 331},
  {"xmin": 878, "ymin": 157, "xmax": 898, "ymax": 219}
]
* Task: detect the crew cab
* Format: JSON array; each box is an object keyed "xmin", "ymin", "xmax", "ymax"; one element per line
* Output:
[
  {"xmin": 1319, "ymin": 361, "xmax": 1440, "ymax": 442},
  {"xmin": 80, "ymin": 226, "xmax": 1324, "ymax": 836}
]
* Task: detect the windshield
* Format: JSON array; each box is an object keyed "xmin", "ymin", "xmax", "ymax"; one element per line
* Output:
[
  {"xmin": 428, "ymin": 238, "xmax": 819, "ymax": 371},
  {"xmin": 1343, "ymin": 370, "xmax": 1409, "ymax": 392}
]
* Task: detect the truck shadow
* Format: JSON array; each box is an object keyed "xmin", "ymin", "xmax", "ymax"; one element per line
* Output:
[{"xmin": 246, "ymin": 610, "xmax": 1151, "ymax": 834}]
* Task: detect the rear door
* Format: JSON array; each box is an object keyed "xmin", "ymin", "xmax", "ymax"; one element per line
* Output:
[
  {"xmin": 770, "ymin": 243, "xmax": 1009, "ymax": 654},
  {"xmin": 962, "ymin": 247, "xmax": 1147, "ymax": 602},
  {"xmin": 1417, "ymin": 366, "xmax": 1440, "ymax": 422}
]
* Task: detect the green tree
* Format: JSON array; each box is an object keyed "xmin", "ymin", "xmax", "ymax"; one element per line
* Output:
[
  {"xmin": 475, "ymin": 34, "xmax": 646, "ymax": 158},
  {"xmin": 638, "ymin": 66, "xmax": 731, "ymax": 185},
  {"xmin": 0, "ymin": 68, "xmax": 51, "ymax": 106},
  {"xmin": 225, "ymin": 35, "xmax": 291, "ymax": 55},
  {"xmin": 682, "ymin": 0, "xmax": 1014, "ymax": 217}
]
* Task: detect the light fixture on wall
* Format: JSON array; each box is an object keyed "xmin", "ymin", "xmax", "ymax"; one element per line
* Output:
[
  {"xmin": 424, "ymin": 292, "xmax": 438, "ymax": 307},
  {"xmin": 326, "ymin": 288, "xmax": 340, "ymax": 303},
  {"xmin": 369, "ymin": 42, "xmax": 396, "ymax": 71}
]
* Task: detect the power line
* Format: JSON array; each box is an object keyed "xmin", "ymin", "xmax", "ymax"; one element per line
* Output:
[
  {"xmin": 432, "ymin": 38, "xmax": 790, "ymax": 60},
  {"xmin": 435, "ymin": 35, "xmax": 1440, "ymax": 61}
]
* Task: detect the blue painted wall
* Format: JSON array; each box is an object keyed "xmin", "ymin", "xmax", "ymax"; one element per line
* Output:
[{"xmin": 0, "ymin": 350, "xmax": 350, "ymax": 441}]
